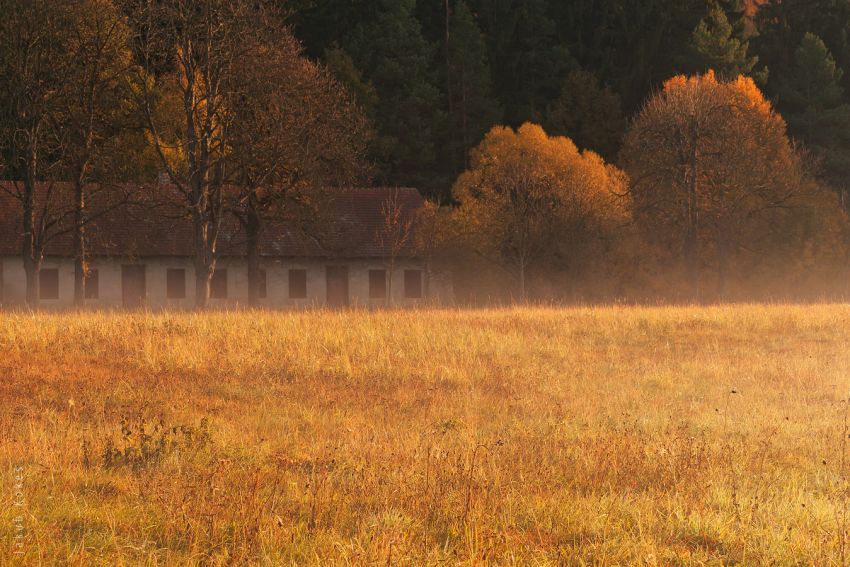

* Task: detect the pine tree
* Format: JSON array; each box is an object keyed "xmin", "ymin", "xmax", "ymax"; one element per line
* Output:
[
  {"xmin": 548, "ymin": 0, "xmax": 708, "ymax": 112},
  {"xmin": 545, "ymin": 68, "xmax": 625, "ymax": 159},
  {"xmin": 445, "ymin": 1, "xmax": 502, "ymax": 175},
  {"xmin": 778, "ymin": 33, "xmax": 850, "ymax": 203},
  {"xmin": 323, "ymin": 46, "xmax": 379, "ymax": 120},
  {"xmin": 754, "ymin": 0, "xmax": 850, "ymax": 95},
  {"xmin": 345, "ymin": 0, "xmax": 444, "ymax": 194},
  {"xmin": 508, "ymin": 0, "xmax": 573, "ymax": 124},
  {"xmin": 686, "ymin": 5, "xmax": 766, "ymax": 82},
  {"xmin": 474, "ymin": 0, "xmax": 574, "ymax": 125},
  {"xmin": 779, "ymin": 33, "xmax": 845, "ymax": 111}
]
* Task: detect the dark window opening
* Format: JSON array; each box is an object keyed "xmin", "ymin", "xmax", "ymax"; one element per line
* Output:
[
  {"xmin": 85, "ymin": 269, "xmax": 99, "ymax": 299},
  {"xmin": 289, "ymin": 269, "xmax": 307, "ymax": 299},
  {"xmin": 404, "ymin": 269, "xmax": 423, "ymax": 299},
  {"xmin": 211, "ymin": 269, "xmax": 228, "ymax": 299},
  {"xmin": 167, "ymin": 268, "xmax": 186, "ymax": 299},
  {"xmin": 40, "ymin": 268, "xmax": 59, "ymax": 300},
  {"xmin": 258, "ymin": 269, "xmax": 267, "ymax": 299},
  {"xmin": 326, "ymin": 266, "xmax": 349, "ymax": 307},
  {"xmin": 369, "ymin": 269, "xmax": 387, "ymax": 299},
  {"xmin": 121, "ymin": 265, "xmax": 146, "ymax": 308}
]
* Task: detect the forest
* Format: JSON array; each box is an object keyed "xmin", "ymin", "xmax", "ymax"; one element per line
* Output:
[{"xmin": 3, "ymin": 0, "xmax": 850, "ymax": 304}]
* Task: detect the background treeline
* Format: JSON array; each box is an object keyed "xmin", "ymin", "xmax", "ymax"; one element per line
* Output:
[
  {"xmin": 289, "ymin": 0, "xmax": 850, "ymax": 302},
  {"xmin": 290, "ymin": 0, "xmax": 850, "ymax": 200},
  {"xmin": 3, "ymin": 0, "xmax": 850, "ymax": 307}
]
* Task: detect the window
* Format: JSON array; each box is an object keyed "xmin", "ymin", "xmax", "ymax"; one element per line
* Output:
[
  {"xmin": 404, "ymin": 269, "xmax": 423, "ymax": 299},
  {"xmin": 211, "ymin": 269, "xmax": 228, "ymax": 299},
  {"xmin": 85, "ymin": 269, "xmax": 99, "ymax": 299},
  {"xmin": 289, "ymin": 269, "xmax": 307, "ymax": 299},
  {"xmin": 39, "ymin": 268, "xmax": 59, "ymax": 300},
  {"xmin": 325, "ymin": 266, "xmax": 348, "ymax": 307},
  {"xmin": 258, "ymin": 269, "xmax": 267, "ymax": 299},
  {"xmin": 369, "ymin": 269, "xmax": 387, "ymax": 299},
  {"xmin": 122, "ymin": 265, "xmax": 146, "ymax": 308},
  {"xmin": 167, "ymin": 268, "xmax": 186, "ymax": 299}
]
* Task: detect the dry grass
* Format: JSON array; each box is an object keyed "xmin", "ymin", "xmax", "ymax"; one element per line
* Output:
[{"xmin": 1, "ymin": 305, "xmax": 850, "ymax": 565}]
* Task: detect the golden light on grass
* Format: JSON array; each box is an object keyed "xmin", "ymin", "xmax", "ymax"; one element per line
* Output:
[{"xmin": 1, "ymin": 305, "xmax": 850, "ymax": 564}]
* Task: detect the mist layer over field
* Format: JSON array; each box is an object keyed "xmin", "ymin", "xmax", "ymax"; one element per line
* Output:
[{"xmin": 1, "ymin": 306, "xmax": 849, "ymax": 564}]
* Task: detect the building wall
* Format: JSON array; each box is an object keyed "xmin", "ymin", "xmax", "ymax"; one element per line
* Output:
[{"xmin": 0, "ymin": 255, "xmax": 452, "ymax": 309}]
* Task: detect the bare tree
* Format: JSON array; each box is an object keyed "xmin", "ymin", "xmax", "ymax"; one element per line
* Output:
[
  {"xmin": 129, "ymin": 0, "xmax": 275, "ymax": 308},
  {"xmin": 63, "ymin": 0, "xmax": 137, "ymax": 306},
  {"xmin": 375, "ymin": 189, "xmax": 413, "ymax": 305},
  {"xmin": 0, "ymin": 0, "xmax": 77, "ymax": 306},
  {"xmin": 225, "ymin": 30, "xmax": 370, "ymax": 306}
]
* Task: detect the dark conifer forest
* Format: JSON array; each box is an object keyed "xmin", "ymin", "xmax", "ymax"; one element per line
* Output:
[{"xmin": 291, "ymin": 0, "xmax": 850, "ymax": 202}]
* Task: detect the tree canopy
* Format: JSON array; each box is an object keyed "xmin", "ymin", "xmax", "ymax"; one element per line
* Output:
[{"xmin": 452, "ymin": 123, "xmax": 627, "ymax": 299}]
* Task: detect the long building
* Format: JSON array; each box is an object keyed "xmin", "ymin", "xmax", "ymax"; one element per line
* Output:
[{"xmin": 0, "ymin": 183, "xmax": 450, "ymax": 308}]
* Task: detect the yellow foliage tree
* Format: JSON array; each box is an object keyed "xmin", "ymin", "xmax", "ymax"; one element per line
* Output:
[
  {"xmin": 621, "ymin": 71, "xmax": 828, "ymax": 299},
  {"xmin": 451, "ymin": 123, "xmax": 628, "ymax": 300}
]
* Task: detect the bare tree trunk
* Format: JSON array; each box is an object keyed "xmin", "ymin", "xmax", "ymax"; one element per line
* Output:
[
  {"xmin": 22, "ymin": 144, "xmax": 40, "ymax": 308},
  {"xmin": 245, "ymin": 205, "xmax": 262, "ymax": 307},
  {"xmin": 193, "ymin": 223, "xmax": 214, "ymax": 309},
  {"xmin": 717, "ymin": 225, "xmax": 728, "ymax": 300},
  {"xmin": 387, "ymin": 259, "xmax": 395, "ymax": 307},
  {"xmin": 424, "ymin": 255, "xmax": 432, "ymax": 301},
  {"xmin": 192, "ymin": 181, "xmax": 213, "ymax": 309},
  {"xmin": 73, "ymin": 179, "xmax": 86, "ymax": 307},
  {"xmin": 685, "ymin": 122, "xmax": 701, "ymax": 302},
  {"xmin": 518, "ymin": 258, "xmax": 527, "ymax": 303},
  {"xmin": 194, "ymin": 255, "xmax": 212, "ymax": 308}
]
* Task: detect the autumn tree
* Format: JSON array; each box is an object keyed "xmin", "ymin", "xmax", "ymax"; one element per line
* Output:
[
  {"xmin": 129, "ymin": 0, "xmax": 286, "ymax": 308},
  {"xmin": 0, "ymin": 0, "xmax": 81, "ymax": 306},
  {"xmin": 62, "ymin": 0, "xmax": 139, "ymax": 306},
  {"xmin": 225, "ymin": 31, "xmax": 370, "ymax": 305},
  {"xmin": 621, "ymin": 72, "xmax": 804, "ymax": 299},
  {"xmin": 452, "ymin": 123, "xmax": 627, "ymax": 300}
]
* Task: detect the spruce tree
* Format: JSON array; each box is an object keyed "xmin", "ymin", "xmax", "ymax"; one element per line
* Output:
[
  {"xmin": 474, "ymin": 0, "xmax": 573, "ymax": 125},
  {"xmin": 545, "ymin": 68, "xmax": 625, "ymax": 159},
  {"xmin": 778, "ymin": 33, "xmax": 850, "ymax": 202},
  {"xmin": 754, "ymin": 0, "xmax": 850, "ymax": 95},
  {"xmin": 323, "ymin": 46, "xmax": 379, "ymax": 120},
  {"xmin": 345, "ymin": 0, "xmax": 444, "ymax": 194},
  {"xmin": 508, "ymin": 0, "xmax": 573, "ymax": 124},
  {"xmin": 445, "ymin": 1, "xmax": 502, "ymax": 175},
  {"xmin": 685, "ymin": 5, "xmax": 766, "ymax": 82}
]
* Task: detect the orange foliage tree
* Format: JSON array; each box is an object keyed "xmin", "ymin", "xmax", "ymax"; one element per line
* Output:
[
  {"xmin": 621, "ymin": 71, "xmax": 828, "ymax": 299},
  {"xmin": 451, "ymin": 123, "xmax": 628, "ymax": 300}
]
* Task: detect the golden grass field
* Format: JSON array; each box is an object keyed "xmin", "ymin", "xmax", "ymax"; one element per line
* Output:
[{"xmin": 2, "ymin": 305, "xmax": 850, "ymax": 565}]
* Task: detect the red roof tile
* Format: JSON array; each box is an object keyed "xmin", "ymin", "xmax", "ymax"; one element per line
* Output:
[{"xmin": 0, "ymin": 182, "xmax": 424, "ymax": 258}]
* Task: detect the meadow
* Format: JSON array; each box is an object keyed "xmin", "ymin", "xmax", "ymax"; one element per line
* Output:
[{"xmin": 1, "ymin": 305, "xmax": 850, "ymax": 565}]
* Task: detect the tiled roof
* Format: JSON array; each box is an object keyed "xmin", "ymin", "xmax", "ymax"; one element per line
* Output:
[{"xmin": 0, "ymin": 182, "xmax": 424, "ymax": 258}]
